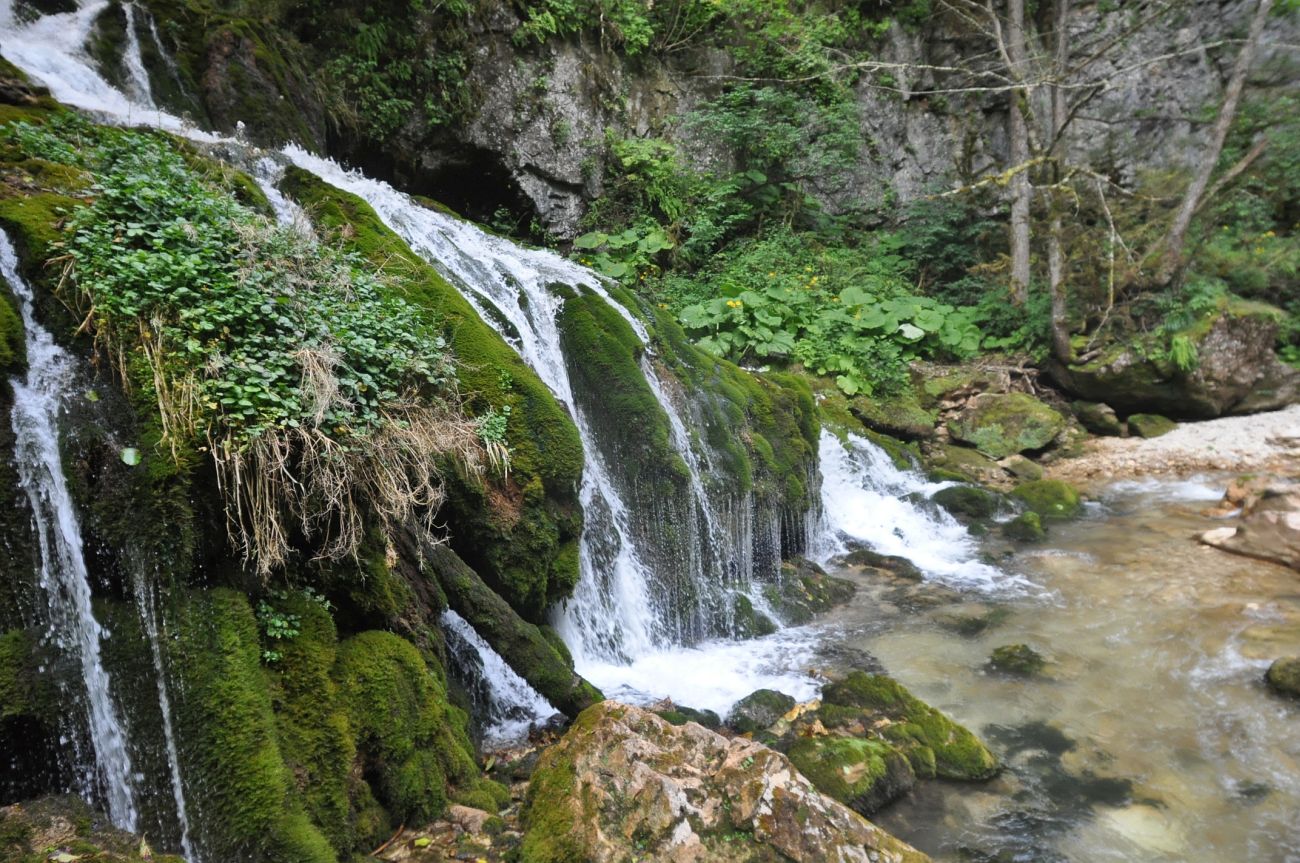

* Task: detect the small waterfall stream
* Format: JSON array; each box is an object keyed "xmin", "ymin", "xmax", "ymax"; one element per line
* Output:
[
  {"xmin": 3, "ymin": 230, "xmax": 139, "ymax": 831},
  {"xmin": 118, "ymin": 2, "xmax": 153, "ymax": 108}
]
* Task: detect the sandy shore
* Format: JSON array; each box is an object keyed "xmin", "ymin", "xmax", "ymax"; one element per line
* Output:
[{"xmin": 1047, "ymin": 404, "xmax": 1300, "ymax": 485}]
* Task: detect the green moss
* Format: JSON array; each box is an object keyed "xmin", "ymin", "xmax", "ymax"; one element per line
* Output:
[
  {"xmin": 334, "ymin": 630, "xmax": 478, "ymax": 826},
  {"xmin": 166, "ymin": 589, "xmax": 334, "ymax": 863},
  {"xmin": 763, "ymin": 558, "xmax": 856, "ymax": 624},
  {"xmin": 1001, "ymin": 511, "xmax": 1045, "ymax": 542},
  {"xmin": 1265, "ymin": 657, "xmax": 1300, "ymax": 698},
  {"xmin": 1010, "ymin": 479, "xmax": 1082, "ymax": 520},
  {"xmin": 787, "ymin": 735, "xmax": 914, "ymax": 815},
  {"xmin": 948, "ymin": 393, "xmax": 1066, "ymax": 458},
  {"xmin": 1127, "ymin": 413, "xmax": 1177, "ymax": 438},
  {"xmin": 0, "ymin": 292, "xmax": 20, "ymax": 372},
  {"xmin": 0, "ymin": 629, "xmax": 53, "ymax": 719},
  {"xmin": 424, "ymin": 544, "xmax": 601, "ymax": 717},
  {"xmin": 848, "ymin": 386, "xmax": 937, "ymax": 441},
  {"xmin": 931, "ymin": 485, "xmax": 1001, "ymax": 521},
  {"xmin": 988, "ymin": 643, "xmax": 1046, "ymax": 676},
  {"xmin": 725, "ymin": 689, "xmax": 795, "ymax": 734},
  {"xmin": 926, "ymin": 443, "xmax": 1003, "ymax": 485},
  {"xmin": 279, "ymin": 168, "xmax": 583, "ymax": 617},
  {"xmin": 821, "ymin": 672, "xmax": 998, "ymax": 781}
]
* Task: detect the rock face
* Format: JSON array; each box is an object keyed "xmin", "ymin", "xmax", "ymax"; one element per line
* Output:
[
  {"xmin": 521, "ymin": 701, "xmax": 930, "ymax": 863},
  {"xmin": 1199, "ymin": 484, "xmax": 1300, "ymax": 571},
  {"xmin": 948, "ymin": 393, "xmax": 1066, "ymax": 459},
  {"xmin": 1051, "ymin": 306, "xmax": 1300, "ymax": 419}
]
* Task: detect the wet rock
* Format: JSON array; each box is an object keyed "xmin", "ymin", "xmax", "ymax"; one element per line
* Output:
[
  {"xmin": 729, "ymin": 593, "xmax": 779, "ymax": 638},
  {"xmin": 988, "ymin": 644, "xmax": 1046, "ymax": 676},
  {"xmin": 935, "ymin": 605, "xmax": 1011, "ymax": 636},
  {"xmin": 1072, "ymin": 400, "xmax": 1124, "ymax": 436},
  {"xmin": 1001, "ymin": 511, "xmax": 1046, "ymax": 542},
  {"xmin": 787, "ymin": 735, "xmax": 917, "ymax": 816},
  {"xmin": 819, "ymin": 672, "xmax": 999, "ymax": 781},
  {"xmin": 653, "ymin": 702, "xmax": 723, "ymax": 730},
  {"xmin": 932, "ymin": 484, "xmax": 1002, "ymax": 522},
  {"xmin": 0, "ymin": 796, "xmax": 184, "ymax": 863},
  {"xmin": 727, "ymin": 688, "xmax": 797, "ymax": 734},
  {"xmin": 520, "ymin": 701, "xmax": 930, "ymax": 863},
  {"xmin": 1127, "ymin": 413, "xmax": 1177, "ymax": 438},
  {"xmin": 1010, "ymin": 479, "xmax": 1083, "ymax": 520},
  {"xmin": 842, "ymin": 546, "xmax": 924, "ymax": 581},
  {"xmin": 928, "ymin": 442, "xmax": 1007, "ymax": 485},
  {"xmin": 762, "ymin": 557, "xmax": 856, "ymax": 624},
  {"xmin": 947, "ymin": 393, "xmax": 1067, "ymax": 459},
  {"xmin": 1265, "ymin": 657, "xmax": 1300, "ymax": 698},
  {"xmin": 849, "ymin": 386, "xmax": 938, "ymax": 441},
  {"xmin": 1199, "ymin": 484, "xmax": 1300, "ymax": 571}
]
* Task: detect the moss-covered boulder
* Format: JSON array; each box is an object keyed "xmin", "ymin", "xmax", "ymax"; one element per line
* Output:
[
  {"xmin": 726, "ymin": 689, "xmax": 797, "ymax": 734},
  {"xmin": 1050, "ymin": 299, "xmax": 1300, "ymax": 418},
  {"xmin": 422, "ymin": 543, "xmax": 601, "ymax": 717},
  {"xmin": 1128, "ymin": 413, "xmax": 1177, "ymax": 438},
  {"xmin": 787, "ymin": 735, "xmax": 916, "ymax": 816},
  {"xmin": 762, "ymin": 557, "xmax": 856, "ymax": 624},
  {"xmin": 988, "ymin": 644, "xmax": 1046, "ymax": 676},
  {"xmin": 927, "ymin": 442, "xmax": 1007, "ymax": 485},
  {"xmin": 931, "ymin": 484, "xmax": 1002, "ymax": 522},
  {"xmin": 1265, "ymin": 657, "xmax": 1300, "ymax": 698},
  {"xmin": 1001, "ymin": 511, "xmax": 1046, "ymax": 542},
  {"xmin": 1011, "ymin": 479, "xmax": 1083, "ymax": 520},
  {"xmin": 820, "ymin": 672, "xmax": 998, "ymax": 781},
  {"xmin": 843, "ymin": 547, "xmax": 923, "ymax": 581},
  {"xmin": 947, "ymin": 392, "xmax": 1066, "ymax": 459},
  {"xmin": 1, "ymin": 796, "xmax": 185, "ymax": 863},
  {"xmin": 848, "ymin": 385, "xmax": 937, "ymax": 441},
  {"xmin": 280, "ymin": 169, "xmax": 583, "ymax": 619},
  {"xmin": 653, "ymin": 704, "xmax": 722, "ymax": 729},
  {"xmin": 1071, "ymin": 400, "xmax": 1124, "ymax": 436},
  {"xmin": 728, "ymin": 593, "xmax": 779, "ymax": 638},
  {"xmin": 521, "ymin": 702, "xmax": 929, "ymax": 863}
]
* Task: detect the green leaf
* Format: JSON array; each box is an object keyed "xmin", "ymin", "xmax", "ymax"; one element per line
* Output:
[{"xmin": 573, "ymin": 232, "xmax": 606, "ymax": 249}]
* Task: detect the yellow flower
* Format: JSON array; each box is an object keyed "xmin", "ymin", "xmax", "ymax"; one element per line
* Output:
[{"xmin": 768, "ymin": 271, "xmax": 775, "ymax": 277}]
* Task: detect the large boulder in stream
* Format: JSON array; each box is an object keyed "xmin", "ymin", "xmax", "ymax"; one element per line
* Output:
[
  {"xmin": 1265, "ymin": 658, "xmax": 1300, "ymax": 698},
  {"xmin": 1050, "ymin": 301, "xmax": 1300, "ymax": 418},
  {"xmin": 947, "ymin": 392, "xmax": 1066, "ymax": 459},
  {"xmin": 521, "ymin": 701, "xmax": 930, "ymax": 863}
]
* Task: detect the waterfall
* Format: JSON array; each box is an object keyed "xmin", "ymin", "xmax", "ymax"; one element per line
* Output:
[
  {"xmin": 129, "ymin": 570, "xmax": 196, "ymax": 861},
  {"xmin": 3, "ymin": 230, "xmax": 139, "ymax": 831},
  {"xmin": 119, "ymin": 3, "xmax": 154, "ymax": 108},
  {"xmin": 816, "ymin": 429, "xmax": 1029, "ymax": 592},
  {"xmin": 440, "ymin": 610, "xmax": 560, "ymax": 746}
]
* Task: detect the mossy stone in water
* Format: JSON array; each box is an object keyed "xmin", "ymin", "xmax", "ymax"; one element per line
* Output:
[
  {"xmin": 1001, "ymin": 511, "xmax": 1046, "ymax": 542},
  {"xmin": 654, "ymin": 705, "xmax": 722, "ymax": 729},
  {"xmin": 1011, "ymin": 479, "xmax": 1082, "ymax": 520},
  {"xmin": 932, "ymin": 484, "xmax": 1002, "ymax": 522},
  {"xmin": 821, "ymin": 672, "xmax": 998, "ymax": 781},
  {"xmin": 989, "ymin": 643, "xmax": 1046, "ymax": 676},
  {"xmin": 947, "ymin": 392, "xmax": 1066, "ymax": 458},
  {"xmin": 1128, "ymin": 413, "xmax": 1177, "ymax": 439},
  {"xmin": 842, "ymin": 547, "xmax": 924, "ymax": 581},
  {"xmin": 763, "ymin": 558, "xmax": 856, "ymax": 624},
  {"xmin": 787, "ymin": 735, "xmax": 916, "ymax": 816},
  {"xmin": 1265, "ymin": 657, "xmax": 1300, "ymax": 698},
  {"xmin": 726, "ymin": 689, "xmax": 796, "ymax": 734}
]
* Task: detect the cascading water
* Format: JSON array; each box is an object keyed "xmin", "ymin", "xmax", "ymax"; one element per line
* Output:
[
  {"xmin": 3, "ymin": 230, "xmax": 139, "ymax": 831},
  {"xmin": 816, "ymin": 429, "xmax": 1030, "ymax": 592},
  {"xmin": 118, "ymin": 3, "xmax": 153, "ymax": 108},
  {"xmin": 440, "ymin": 610, "xmax": 560, "ymax": 746}
]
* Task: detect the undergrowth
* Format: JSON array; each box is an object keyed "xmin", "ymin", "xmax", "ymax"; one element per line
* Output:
[{"xmin": 6, "ymin": 115, "xmax": 495, "ymax": 574}]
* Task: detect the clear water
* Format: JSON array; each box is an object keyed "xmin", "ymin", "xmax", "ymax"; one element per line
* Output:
[{"xmin": 3, "ymin": 230, "xmax": 139, "ymax": 830}]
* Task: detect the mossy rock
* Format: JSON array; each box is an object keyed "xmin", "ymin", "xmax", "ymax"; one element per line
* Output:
[
  {"xmin": 280, "ymin": 168, "xmax": 583, "ymax": 618},
  {"xmin": 948, "ymin": 392, "xmax": 1066, "ymax": 459},
  {"xmin": 0, "ymin": 629, "xmax": 53, "ymax": 720},
  {"xmin": 1001, "ymin": 511, "xmax": 1046, "ymax": 542},
  {"xmin": 165, "ymin": 589, "xmax": 334, "ymax": 863},
  {"xmin": 988, "ymin": 643, "xmax": 1046, "ymax": 676},
  {"xmin": 927, "ymin": 443, "xmax": 1005, "ymax": 485},
  {"xmin": 934, "ymin": 605, "xmax": 1011, "ymax": 637},
  {"xmin": 1071, "ymin": 400, "xmax": 1124, "ymax": 436},
  {"xmin": 1265, "ymin": 657, "xmax": 1300, "ymax": 698},
  {"xmin": 0, "ymin": 795, "xmax": 185, "ymax": 863},
  {"xmin": 848, "ymin": 384, "xmax": 937, "ymax": 441},
  {"xmin": 787, "ymin": 735, "xmax": 916, "ymax": 816},
  {"xmin": 1011, "ymin": 479, "xmax": 1082, "ymax": 520},
  {"xmin": 999, "ymin": 454, "xmax": 1043, "ymax": 481},
  {"xmin": 761, "ymin": 558, "xmax": 856, "ymax": 625},
  {"xmin": 0, "ymin": 291, "xmax": 22, "ymax": 373},
  {"xmin": 726, "ymin": 689, "xmax": 796, "ymax": 734},
  {"xmin": 820, "ymin": 672, "xmax": 998, "ymax": 781},
  {"xmin": 729, "ymin": 593, "xmax": 778, "ymax": 638},
  {"xmin": 1128, "ymin": 413, "xmax": 1177, "ymax": 439},
  {"xmin": 931, "ymin": 484, "xmax": 1002, "ymax": 522},
  {"xmin": 653, "ymin": 705, "xmax": 722, "ymax": 729},
  {"xmin": 842, "ymin": 547, "xmax": 923, "ymax": 581}
]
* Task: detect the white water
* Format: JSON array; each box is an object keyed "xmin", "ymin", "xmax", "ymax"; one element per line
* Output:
[
  {"xmin": 3, "ymin": 230, "xmax": 139, "ymax": 830},
  {"xmin": 439, "ymin": 610, "xmax": 559, "ymax": 746},
  {"xmin": 119, "ymin": 3, "xmax": 153, "ymax": 108},
  {"xmin": 130, "ymin": 571, "xmax": 196, "ymax": 861},
  {"xmin": 817, "ymin": 430, "xmax": 1028, "ymax": 592}
]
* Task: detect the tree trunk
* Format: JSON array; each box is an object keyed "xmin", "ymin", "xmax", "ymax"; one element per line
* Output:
[
  {"xmin": 1154, "ymin": 0, "xmax": 1274, "ymax": 285},
  {"xmin": 1007, "ymin": 0, "xmax": 1032, "ymax": 304},
  {"xmin": 1047, "ymin": 0, "xmax": 1073, "ymax": 363}
]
